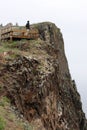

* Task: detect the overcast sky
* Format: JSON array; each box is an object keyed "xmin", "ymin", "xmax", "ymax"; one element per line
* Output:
[{"xmin": 0, "ymin": 0, "xmax": 87, "ymax": 116}]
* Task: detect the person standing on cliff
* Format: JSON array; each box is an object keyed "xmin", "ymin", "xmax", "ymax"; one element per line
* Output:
[
  {"xmin": 25, "ymin": 21, "xmax": 30, "ymax": 36},
  {"xmin": 26, "ymin": 21, "xmax": 30, "ymax": 30}
]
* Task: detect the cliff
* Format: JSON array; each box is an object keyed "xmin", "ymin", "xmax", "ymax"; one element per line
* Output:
[{"xmin": 0, "ymin": 22, "xmax": 87, "ymax": 130}]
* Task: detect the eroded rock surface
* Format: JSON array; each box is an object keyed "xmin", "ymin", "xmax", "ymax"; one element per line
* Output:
[{"xmin": 0, "ymin": 22, "xmax": 87, "ymax": 130}]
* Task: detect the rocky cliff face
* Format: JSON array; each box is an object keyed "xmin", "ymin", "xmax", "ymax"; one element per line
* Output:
[{"xmin": 0, "ymin": 22, "xmax": 87, "ymax": 130}]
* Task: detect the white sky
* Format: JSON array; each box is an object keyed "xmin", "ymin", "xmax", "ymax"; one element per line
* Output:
[{"xmin": 0, "ymin": 0, "xmax": 87, "ymax": 116}]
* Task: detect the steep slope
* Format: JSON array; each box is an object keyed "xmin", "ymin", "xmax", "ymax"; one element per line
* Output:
[{"xmin": 0, "ymin": 22, "xmax": 87, "ymax": 130}]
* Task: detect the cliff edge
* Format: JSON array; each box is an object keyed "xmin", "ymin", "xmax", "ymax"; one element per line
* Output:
[{"xmin": 0, "ymin": 22, "xmax": 87, "ymax": 130}]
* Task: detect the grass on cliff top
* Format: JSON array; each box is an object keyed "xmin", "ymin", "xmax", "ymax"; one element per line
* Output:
[
  {"xmin": 0, "ymin": 39, "xmax": 50, "ymax": 74},
  {"xmin": 0, "ymin": 41, "xmax": 21, "ymax": 60},
  {"xmin": 0, "ymin": 39, "xmax": 48, "ymax": 62},
  {"xmin": 0, "ymin": 39, "xmax": 42, "ymax": 50},
  {"xmin": 0, "ymin": 96, "xmax": 34, "ymax": 130},
  {"xmin": 0, "ymin": 39, "xmax": 42, "ymax": 53}
]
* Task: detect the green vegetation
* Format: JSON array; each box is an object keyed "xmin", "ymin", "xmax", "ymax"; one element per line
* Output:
[
  {"xmin": 0, "ymin": 41, "xmax": 21, "ymax": 49},
  {"xmin": 0, "ymin": 96, "xmax": 10, "ymax": 107},
  {"xmin": 22, "ymin": 123, "xmax": 33, "ymax": 130},
  {"xmin": 0, "ymin": 45, "xmax": 9, "ymax": 53},
  {"xmin": 2, "ymin": 96, "xmax": 10, "ymax": 104},
  {"xmin": 0, "ymin": 39, "xmax": 42, "ymax": 54},
  {"xmin": 0, "ymin": 41, "xmax": 21, "ymax": 60},
  {"xmin": 0, "ymin": 116, "xmax": 6, "ymax": 130},
  {"xmin": 0, "ymin": 96, "xmax": 34, "ymax": 130},
  {"xmin": 3, "ymin": 41, "xmax": 23, "ymax": 49},
  {"xmin": 0, "ymin": 85, "xmax": 3, "ymax": 91}
]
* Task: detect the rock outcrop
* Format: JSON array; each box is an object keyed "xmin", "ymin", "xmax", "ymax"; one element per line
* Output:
[{"xmin": 0, "ymin": 22, "xmax": 87, "ymax": 130}]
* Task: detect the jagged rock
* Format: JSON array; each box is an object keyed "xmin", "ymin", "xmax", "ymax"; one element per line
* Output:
[{"xmin": 0, "ymin": 22, "xmax": 87, "ymax": 130}]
